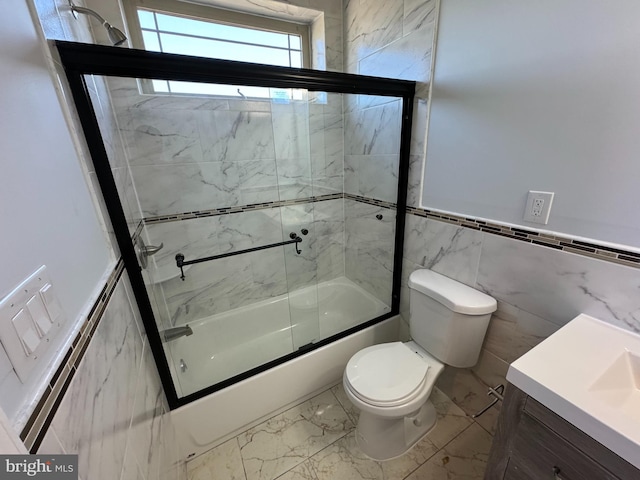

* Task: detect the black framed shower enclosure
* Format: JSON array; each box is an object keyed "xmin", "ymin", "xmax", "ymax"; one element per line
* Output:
[{"xmin": 55, "ymin": 40, "xmax": 415, "ymax": 409}]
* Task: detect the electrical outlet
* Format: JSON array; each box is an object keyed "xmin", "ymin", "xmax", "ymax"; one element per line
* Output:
[{"xmin": 524, "ymin": 191, "xmax": 554, "ymax": 224}]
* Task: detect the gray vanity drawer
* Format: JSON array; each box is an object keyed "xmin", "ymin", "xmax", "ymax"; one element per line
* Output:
[
  {"xmin": 504, "ymin": 413, "xmax": 618, "ymax": 480},
  {"xmin": 485, "ymin": 385, "xmax": 640, "ymax": 480}
]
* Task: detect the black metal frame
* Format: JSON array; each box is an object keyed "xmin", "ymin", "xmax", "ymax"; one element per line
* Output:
[{"xmin": 56, "ymin": 40, "xmax": 415, "ymax": 409}]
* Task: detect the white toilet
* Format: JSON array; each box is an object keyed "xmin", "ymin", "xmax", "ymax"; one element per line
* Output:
[{"xmin": 343, "ymin": 269, "xmax": 497, "ymax": 460}]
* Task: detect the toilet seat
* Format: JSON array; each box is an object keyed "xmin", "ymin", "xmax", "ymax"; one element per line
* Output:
[{"xmin": 345, "ymin": 342, "xmax": 430, "ymax": 407}]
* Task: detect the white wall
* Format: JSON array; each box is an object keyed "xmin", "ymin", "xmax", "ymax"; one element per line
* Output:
[
  {"xmin": 423, "ymin": 0, "xmax": 640, "ymax": 248},
  {"xmin": 0, "ymin": 0, "xmax": 112, "ymax": 422}
]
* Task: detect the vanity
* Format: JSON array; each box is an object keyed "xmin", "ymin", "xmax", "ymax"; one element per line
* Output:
[{"xmin": 485, "ymin": 314, "xmax": 640, "ymax": 479}]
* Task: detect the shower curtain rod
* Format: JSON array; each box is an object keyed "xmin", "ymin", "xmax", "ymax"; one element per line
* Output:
[{"xmin": 175, "ymin": 233, "xmax": 302, "ymax": 281}]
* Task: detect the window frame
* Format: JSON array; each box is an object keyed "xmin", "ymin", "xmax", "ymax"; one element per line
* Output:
[{"xmin": 123, "ymin": 0, "xmax": 311, "ymax": 96}]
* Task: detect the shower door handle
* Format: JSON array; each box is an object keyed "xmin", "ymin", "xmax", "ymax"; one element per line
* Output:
[
  {"xmin": 135, "ymin": 237, "xmax": 164, "ymax": 269},
  {"xmin": 143, "ymin": 243, "xmax": 164, "ymax": 256}
]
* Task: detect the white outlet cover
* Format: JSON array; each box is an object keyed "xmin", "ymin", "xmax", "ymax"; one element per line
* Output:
[{"xmin": 524, "ymin": 191, "xmax": 554, "ymax": 224}]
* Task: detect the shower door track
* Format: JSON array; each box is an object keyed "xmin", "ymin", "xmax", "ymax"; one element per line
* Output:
[{"xmin": 55, "ymin": 40, "xmax": 415, "ymax": 409}]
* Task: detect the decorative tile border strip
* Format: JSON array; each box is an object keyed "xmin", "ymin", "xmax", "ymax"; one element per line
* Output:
[
  {"xmin": 344, "ymin": 193, "xmax": 397, "ymax": 210},
  {"xmin": 407, "ymin": 206, "xmax": 640, "ymax": 269},
  {"xmin": 144, "ymin": 193, "xmax": 344, "ymax": 224},
  {"xmin": 20, "ymin": 259, "xmax": 126, "ymax": 453}
]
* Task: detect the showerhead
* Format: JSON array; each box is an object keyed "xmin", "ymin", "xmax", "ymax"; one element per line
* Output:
[
  {"xmin": 69, "ymin": 3, "xmax": 128, "ymax": 46},
  {"xmin": 106, "ymin": 25, "xmax": 127, "ymax": 46}
]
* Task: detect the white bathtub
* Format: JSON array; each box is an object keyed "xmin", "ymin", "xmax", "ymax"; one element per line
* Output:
[
  {"xmin": 170, "ymin": 277, "xmax": 398, "ymax": 459},
  {"xmin": 169, "ymin": 276, "xmax": 391, "ymax": 396}
]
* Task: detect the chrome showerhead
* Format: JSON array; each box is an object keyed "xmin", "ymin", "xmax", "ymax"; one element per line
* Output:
[
  {"xmin": 69, "ymin": 3, "xmax": 128, "ymax": 46},
  {"xmin": 106, "ymin": 24, "xmax": 127, "ymax": 46}
]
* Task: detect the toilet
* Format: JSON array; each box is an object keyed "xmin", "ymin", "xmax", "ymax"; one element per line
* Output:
[{"xmin": 343, "ymin": 269, "xmax": 497, "ymax": 460}]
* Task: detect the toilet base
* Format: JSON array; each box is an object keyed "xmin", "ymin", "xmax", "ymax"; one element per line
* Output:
[{"xmin": 354, "ymin": 400, "xmax": 437, "ymax": 461}]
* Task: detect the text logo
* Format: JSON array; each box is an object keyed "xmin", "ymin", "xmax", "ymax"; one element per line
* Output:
[{"xmin": 1, "ymin": 455, "xmax": 77, "ymax": 479}]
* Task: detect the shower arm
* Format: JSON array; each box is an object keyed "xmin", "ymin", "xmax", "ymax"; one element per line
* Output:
[
  {"xmin": 69, "ymin": 3, "xmax": 128, "ymax": 46},
  {"xmin": 70, "ymin": 5, "xmax": 109, "ymax": 27}
]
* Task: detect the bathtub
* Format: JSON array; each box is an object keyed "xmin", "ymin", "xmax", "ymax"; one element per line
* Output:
[
  {"xmin": 170, "ymin": 276, "xmax": 398, "ymax": 459},
  {"xmin": 169, "ymin": 276, "xmax": 391, "ymax": 396}
]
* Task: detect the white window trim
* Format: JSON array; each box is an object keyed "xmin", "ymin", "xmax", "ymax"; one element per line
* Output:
[{"xmin": 123, "ymin": 0, "xmax": 311, "ymax": 69}]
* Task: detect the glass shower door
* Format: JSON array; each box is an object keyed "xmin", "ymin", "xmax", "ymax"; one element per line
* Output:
[
  {"xmin": 88, "ymin": 74, "xmax": 317, "ymax": 396},
  {"xmin": 272, "ymin": 88, "xmax": 322, "ymax": 351},
  {"xmin": 78, "ymin": 58, "xmax": 409, "ymax": 403}
]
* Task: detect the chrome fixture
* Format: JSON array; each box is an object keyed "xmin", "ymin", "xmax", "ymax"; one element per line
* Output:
[
  {"xmin": 179, "ymin": 358, "xmax": 188, "ymax": 373},
  {"xmin": 69, "ymin": 2, "xmax": 127, "ymax": 46},
  {"xmin": 135, "ymin": 236, "xmax": 164, "ymax": 269},
  {"xmin": 472, "ymin": 384, "xmax": 505, "ymax": 418},
  {"xmin": 161, "ymin": 325, "xmax": 193, "ymax": 342}
]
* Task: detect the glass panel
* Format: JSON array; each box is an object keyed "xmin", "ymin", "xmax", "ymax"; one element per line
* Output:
[
  {"xmin": 159, "ymin": 32, "xmax": 291, "ymax": 66},
  {"xmin": 151, "ymin": 79, "xmax": 170, "ymax": 92},
  {"xmin": 86, "ymin": 74, "xmax": 403, "ymax": 399},
  {"xmin": 155, "ymin": 13, "xmax": 290, "ymax": 48},
  {"xmin": 313, "ymin": 92, "xmax": 396, "ymax": 341},
  {"xmin": 138, "ymin": 10, "xmax": 156, "ymax": 29},
  {"xmin": 290, "ymin": 51, "xmax": 302, "ymax": 68},
  {"xmin": 141, "ymin": 30, "xmax": 162, "ymax": 52},
  {"xmin": 271, "ymin": 90, "xmax": 320, "ymax": 349},
  {"xmin": 166, "ymin": 81, "xmax": 269, "ymax": 98},
  {"xmin": 289, "ymin": 34, "xmax": 301, "ymax": 50}
]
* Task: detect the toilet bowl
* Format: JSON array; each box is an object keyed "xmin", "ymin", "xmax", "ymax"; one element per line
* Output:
[
  {"xmin": 343, "ymin": 341, "xmax": 444, "ymax": 460},
  {"xmin": 343, "ymin": 269, "xmax": 497, "ymax": 460}
]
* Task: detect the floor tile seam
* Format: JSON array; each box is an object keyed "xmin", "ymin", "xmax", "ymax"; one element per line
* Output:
[
  {"xmin": 235, "ymin": 435, "xmax": 250, "ymax": 480},
  {"xmin": 472, "ymin": 415, "xmax": 496, "ymax": 437},
  {"xmin": 438, "ymin": 421, "xmax": 477, "ymax": 453},
  {"xmin": 276, "ymin": 426, "xmax": 353, "ymax": 480},
  {"xmin": 400, "ymin": 422, "xmax": 479, "ymax": 480},
  {"xmin": 397, "ymin": 422, "xmax": 464, "ymax": 479},
  {"xmin": 328, "ymin": 384, "xmax": 356, "ymax": 425}
]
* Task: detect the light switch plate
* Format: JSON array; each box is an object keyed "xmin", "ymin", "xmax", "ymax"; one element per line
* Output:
[{"xmin": 0, "ymin": 266, "xmax": 66, "ymax": 383}]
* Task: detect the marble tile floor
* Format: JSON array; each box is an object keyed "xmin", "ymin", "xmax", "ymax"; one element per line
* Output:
[{"xmin": 187, "ymin": 381, "xmax": 495, "ymax": 480}]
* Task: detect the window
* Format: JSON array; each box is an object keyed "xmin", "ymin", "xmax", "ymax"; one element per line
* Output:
[{"xmin": 124, "ymin": 0, "xmax": 311, "ymax": 97}]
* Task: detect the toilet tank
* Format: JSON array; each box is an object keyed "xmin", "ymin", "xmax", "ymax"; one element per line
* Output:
[{"xmin": 408, "ymin": 269, "xmax": 497, "ymax": 368}]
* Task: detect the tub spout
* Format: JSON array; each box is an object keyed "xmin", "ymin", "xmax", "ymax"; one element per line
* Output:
[{"xmin": 161, "ymin": 325, "xmax": 193, "ymax": 342}]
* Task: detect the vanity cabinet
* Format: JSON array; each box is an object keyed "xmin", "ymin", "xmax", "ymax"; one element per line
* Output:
[{"xmin": 485, "ymin": 384, "xmax": 639, "ymax": 480}]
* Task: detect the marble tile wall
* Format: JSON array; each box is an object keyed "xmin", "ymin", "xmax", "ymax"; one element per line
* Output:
[
  {"xmin": 401, "ymin": 212, "xmax": 640, "ymax": 398},
  {"xmin": 342, "ymin": 0, "xmax": 437, "ymax": 301},
  {"xmin": 345, "ymin": 199, "xmax": 396, "ymax": 305},
  {"xmin": 33, "ymin": 270, "xmax": 186, "ymax": 480},
  {"xmin": 108, "ymin": 80, "xmax": 344, "ymax": 217}
]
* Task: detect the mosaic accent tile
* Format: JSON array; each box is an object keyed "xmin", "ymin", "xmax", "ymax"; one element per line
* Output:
[{"xmin": 144, "ymin": 193, "xmax": 345, "ymax": 224}]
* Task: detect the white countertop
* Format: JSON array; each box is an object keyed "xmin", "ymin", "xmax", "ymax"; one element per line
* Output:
[{"xmin": 507, "ymin": 313, "xmax": 640, "ymax": 469}]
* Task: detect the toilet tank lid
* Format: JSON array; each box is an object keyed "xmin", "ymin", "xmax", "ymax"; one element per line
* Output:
[{"xmin": 408, "ymin": 270, "xmax": 497, "ymax": 315}]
